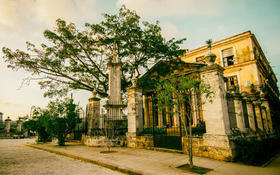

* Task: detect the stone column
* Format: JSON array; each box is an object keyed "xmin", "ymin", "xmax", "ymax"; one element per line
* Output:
[
  {"xmin": 246, "ymin": 100, "xmax": 256, "ymax": 131},
  {"xmin": 200, "ymin": 64, "xmax": 231, "ymax": 136},
  {"xmin": 253, "ymin": 102, "xmax": 264, "ymax": 131},
  {"xmin": 158, "ymin": 108, "xmax": 163, "ymax": 127},
  {"xmin": 173, "ymin": 101, "xmax": 180, "ymax": 127},
  {"xmin": 87, "ymin": 99, "xmax": 94, "ymax": 135},
  {"xmin": 127, "ymin": 78, "xmax": 144, "ymax": 136},
  {"xmin": 192, "ymin": 91, "xmax": 198, "ymax": 126},
  {"xmin": 5, "ymin": 117, "xmax": 11, "ymax": 133},
  {"xmin": 262, "ymin": 100, "xmax": 273, "ymax": 133},
  {"xmin": 92, "ymin": 97, "xmax": 101, "ymax": 129},
  {"xmin": 261, "ymin": 107, "xmax": 268, "ymax": 132},
  {"xmin": 200, "ymin": 62, "xmax": 233, "ymax": 159},
  {"xmin": 148, "ymin": 96, "xmax": 153, "ymax": 127},
  {"xmin": 233, "ymin": 96, "xmax": 246, "ymax": 132},
  {"xmin": 143, "ymin": 95, "xmax": 149, "ymax": 128},
  {"xmin": 17, "ymin": 120, "xmax": 23, "ymax": 132}
]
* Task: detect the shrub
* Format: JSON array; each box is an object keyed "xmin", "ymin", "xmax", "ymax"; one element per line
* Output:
[{"xmin": 233, "ymin": 137, "xmax": 280, "ymax": 165}]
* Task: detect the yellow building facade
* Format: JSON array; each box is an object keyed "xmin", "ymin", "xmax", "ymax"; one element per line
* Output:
[{"xmin": 181, "ymin": 31, "xmax": 280, "ymax": 134}]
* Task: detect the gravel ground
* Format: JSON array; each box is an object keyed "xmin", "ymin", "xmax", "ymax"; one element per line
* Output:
[{"xmin": 0, "ymin": 139, "xmax": 124, "ymax": 175}]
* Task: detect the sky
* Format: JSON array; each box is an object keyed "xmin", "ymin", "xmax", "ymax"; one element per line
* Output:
[{"xmin": 0, "ymin": 0, "xmax": 280, "ymax": 120}]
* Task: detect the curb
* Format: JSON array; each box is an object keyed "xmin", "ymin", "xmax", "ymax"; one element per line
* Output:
[{"xmin": 24, "ymin": 144, "xmax": 143, "ymax": 175}]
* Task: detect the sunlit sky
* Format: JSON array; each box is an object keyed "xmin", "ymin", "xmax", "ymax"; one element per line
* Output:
[{"xmin": 0, "ymin": 0, "xmax": 280, "ymax": 120}]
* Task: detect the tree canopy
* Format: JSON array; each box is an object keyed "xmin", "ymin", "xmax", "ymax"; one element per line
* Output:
[
  {"xmin": 2, "ymin": 5, "xmax": 186, "ymax": 98},
  {"xmin": 22, "ymin": 98, "xmax": 81, "ymax": 145}
]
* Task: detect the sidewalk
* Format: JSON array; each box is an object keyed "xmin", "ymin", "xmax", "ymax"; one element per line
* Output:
[{"xmin": 25, "ymin": 142, "xmax": 280, "ymax": 175}]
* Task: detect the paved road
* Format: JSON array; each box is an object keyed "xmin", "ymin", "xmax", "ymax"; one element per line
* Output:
[{"xmin": 0, "ymin": 139, "xmax": 124, "ymax": 175}]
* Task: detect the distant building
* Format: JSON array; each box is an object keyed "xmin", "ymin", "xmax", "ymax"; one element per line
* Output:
[{"xmin": 0, "ymin": 112, "xmax": 3, "ymax": 122}]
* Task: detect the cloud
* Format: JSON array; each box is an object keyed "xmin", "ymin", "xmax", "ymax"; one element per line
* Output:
[
  {"xmin": 117, "ymin": 0, "xmax": 225, "ymax": 17},
  {"xmin": 0, "ymin": 0, "xmax": 17, "ymax": 27},
  {"xmin": 0, "ymin": 0, "xmax": 97, "ymax": 30},
  {"xmin": 160, "ymin": 22, "xmax": 180, "ymax": 39},
  {"xmin": 217, "ymin": 25, "xmax": 234, "ymax": 35}
]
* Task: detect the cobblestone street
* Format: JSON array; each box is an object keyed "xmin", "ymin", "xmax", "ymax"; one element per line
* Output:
[{"xmin": 0, "ymin": 139, "xmax": 123, "ymax": 175}]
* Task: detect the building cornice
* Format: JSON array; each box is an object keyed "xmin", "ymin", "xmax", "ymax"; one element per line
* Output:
[{"xmin": 183, "ymin": 31, "xmax": 252, "ymax": 58}]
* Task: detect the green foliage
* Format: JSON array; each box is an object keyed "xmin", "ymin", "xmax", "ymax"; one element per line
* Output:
[
  {"xmin": 22, "ymin": 98, "xmax": 81, "ymax": 145},
  {"xmin": 187, "ymin": 122, "xmax": 206, "ymax": 136},
  {"xmin": 22, "ymin": 120, "xmax": 37, "ymax": 132},
  {"xmin": 0, "ymin": 121, "xmax": 4, "ymax": 130},
  {"xmin": 233, "ymin": 137, "xmax": 280, "ymax": 165},
  {"xmin": 155, "ymin": 74, "xmax": 214, "ymax": 113},
  {"xmin": 46, "ymin": 99, "xmax": 81, "ymax": 145},
  {"xmin": 142, "ymin": 127, "xmax": 167, "ymax": 135},
  {"xmin": 2, "ymin": 5, "xmax": 186, "ymax": 98}
]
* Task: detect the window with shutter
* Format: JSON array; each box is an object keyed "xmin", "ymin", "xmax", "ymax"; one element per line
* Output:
[
  {"xmin": 222, "ymin": 47, "xmax": 235, "ymax": 66},
  {"xmin": 225, "ymin": 75, "xmax": 239, "ymax": 90}
]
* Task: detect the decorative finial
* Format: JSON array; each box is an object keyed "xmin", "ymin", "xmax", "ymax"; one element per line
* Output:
[
  {"xmin": 204, "ymin": 39, "xmax": 216, "ymax": 65},
  {"xmin": 206, "ymin": 39, "xmax": 212, "ymax": 49}
]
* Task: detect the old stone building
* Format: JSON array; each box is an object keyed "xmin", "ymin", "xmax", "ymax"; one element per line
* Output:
[
  {"xmin": 84, "ymin": 31, "xmax": 280, "ymax": 161},
  {"xmin": 181, "ymin": 31, "xmax": 280, "ymax": 135},
  {"xmin": 126, "ymin": 31, "xmax": 280, "ymax": 161}
]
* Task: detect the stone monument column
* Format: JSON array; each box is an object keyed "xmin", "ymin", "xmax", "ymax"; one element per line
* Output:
[
  {"xmin": 105, "ymin": 41, "xmax": 123, "ymax": 119},
  {"xmin": 127, "ymin": 78, "xmax": 143, "ymax": 136}
]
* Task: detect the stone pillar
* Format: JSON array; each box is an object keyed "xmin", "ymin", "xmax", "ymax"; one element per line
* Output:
[
  {"xmin": 92, "ymin": 97, "xmax": 101, "ymax": 129},
  {"xmin": 200, "ymin": 64, "xmax": 231, "ymax": 136},
  {"xmin": 253, "ymin": 102, "xmax": 264, "ymax": 131},
  {"xmin": 199, "ymin": 62, "xmax": 233, "ymax": 160},
  {"xmin": 17, "ymin": 120, "xmax": 23, "ymax": 132},
  {"xmin": 192, "ymin": 91, "xmax": 198, "ymax": 126},
  {"xmin": 87, "ymin": 99, "xmax": 93, "ymax": 135},
  {"xmin": 148, "ymin": 96, "xmax": 153, "ymax": 127},
  {"xmin": 143, "ymin": 95, "xmax": 149, "ymax": 128},
  {"xmin": 233, "ymin": 96, "xmax": 246, "ymax": 132},
  {"xmin": 246, "ymin": 101, "xmax": 256, "ymax": 131},
  {"xmin": 127, "ymin": 78, "xmax": 144, "ymax": 136},
  {"xmin": 261, "ymin": 107, "xmax": 268, "ymax": 132},
  {"xmin": 5, "ymin": 117, "xmax": 11, "ymax": 133},
  {"xmin": 173, "ymin": 101, "xmax": 180, "ymax": 127},
  {"xmin": 262, "ymin": 100, "xmax": 273, "ymax": 133},
  {"xmin": 158, "ymin": 108, "xmax": 163, "ymax": 127}
]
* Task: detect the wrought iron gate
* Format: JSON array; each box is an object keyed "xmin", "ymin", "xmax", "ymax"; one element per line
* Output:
[{"xmin": 151, "ymin": 99, "xmax": 183, "ymax": 150}]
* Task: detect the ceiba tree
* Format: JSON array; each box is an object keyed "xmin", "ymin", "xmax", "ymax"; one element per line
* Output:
[{"xmin": 2, "ymin": 6, "xmax": 186, "ymax": 98}]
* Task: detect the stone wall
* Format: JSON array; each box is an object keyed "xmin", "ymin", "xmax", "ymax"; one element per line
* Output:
[
  {"xmin": 126, "ymin": 134, "xmax": 154, "ymax": 149},
  {"xmin": 182, "ymin": 136, "xmax": 234, "ymax": 161},
  {"xmin": 84, "ymin": 135, "xmax": 126, "ymax": 147}
]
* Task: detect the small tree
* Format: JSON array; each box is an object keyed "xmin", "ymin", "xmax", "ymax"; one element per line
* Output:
[
  {"xmin": 22, "ymin": 98, "xmax": 81, "ymax": 145},
  {"xmin": 156, "ymin": 74, "xmax": 213, "ymax": 169},
  {"xmin": 22, "ymin": 119, "xmax": 37, "ymax": 136},
  {"xmin": 46, "ymin": 98, "xmax": 81, "ymax": 146}
]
